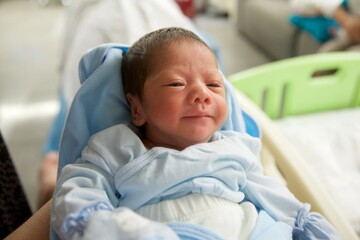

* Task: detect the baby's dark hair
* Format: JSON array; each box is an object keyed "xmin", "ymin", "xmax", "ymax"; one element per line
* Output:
[{"xmin": 121, "ymin": 27, "xmax": 213, "ymax": 100}]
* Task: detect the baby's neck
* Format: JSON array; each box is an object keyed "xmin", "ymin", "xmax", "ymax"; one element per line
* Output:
[{"xmin": 142, "ymin": 138, "xmax": 184, "ymax": 151}]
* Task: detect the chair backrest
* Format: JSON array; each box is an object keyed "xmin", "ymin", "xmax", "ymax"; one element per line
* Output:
[
  {"xmin": 229, "ymin": 52, "xmax": 360, "ymax": 119},
  {"xmin": 57, "ymin": 43, "xmax": 260, "ymax": 175}
]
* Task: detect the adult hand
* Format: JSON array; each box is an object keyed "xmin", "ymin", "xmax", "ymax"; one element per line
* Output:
[
  {"xmin": 343, "ymin": 14, "xmax": 360, "ymax": 43},
  {"xmin": 334, "ymin": 7, "xmax": 360, "ymax": 43}
]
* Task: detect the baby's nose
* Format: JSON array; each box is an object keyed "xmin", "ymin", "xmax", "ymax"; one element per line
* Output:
[{"xmin": 192, "ymin": 86, "xmax": 210, "ymax": 104}]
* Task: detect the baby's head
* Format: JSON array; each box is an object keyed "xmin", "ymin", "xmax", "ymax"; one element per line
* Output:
[
  {"xmin": 122, "ymin": 27, "xmax": 213, "ymax": 98},
  {"xmin": 122, "ymin": 27, "xmax": 228, "ymax": 150}
]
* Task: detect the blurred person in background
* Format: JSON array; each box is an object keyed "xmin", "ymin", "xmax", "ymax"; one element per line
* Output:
[{"xmin": 290, "ymin": 0, "xmax": 360, "ymax": 51}]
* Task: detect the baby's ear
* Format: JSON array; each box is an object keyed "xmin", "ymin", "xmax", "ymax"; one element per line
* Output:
[{"xmin": 127, "ymin": 94, "xmax": 146, "ymax": 127}]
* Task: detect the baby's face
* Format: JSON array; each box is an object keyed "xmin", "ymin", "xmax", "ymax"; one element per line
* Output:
[{"xmin": 132, "ymin": 40, "xmax": 227, "ymax": 150}]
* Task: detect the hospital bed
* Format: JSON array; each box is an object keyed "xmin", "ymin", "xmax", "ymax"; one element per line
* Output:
[{"xmin": 229, "ymin": 52, "xmax": 360, "ymax": 239}]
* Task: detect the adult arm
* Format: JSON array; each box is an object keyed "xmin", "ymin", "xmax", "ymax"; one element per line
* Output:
[
  {"xmin": 333, "ymin": 6, "xmax": 360, "ymax": 42},
  {"xmin": 5, "ymin": 200, "xmax": 51, "ymax": 240}
]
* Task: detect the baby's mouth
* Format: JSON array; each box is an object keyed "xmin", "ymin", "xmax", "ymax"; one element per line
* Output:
[{"xmin": 183, "ymin": 112, "xmax": 211, "ymax": 118}]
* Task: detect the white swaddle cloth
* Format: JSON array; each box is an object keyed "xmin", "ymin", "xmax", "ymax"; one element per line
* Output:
[
  {"xmin": 77, "ymin": 195, "xmax": 258, "ymax": 240},
  {"xmin": 136, "ymin": 194, "xmax": 258, "ymax": 240}
]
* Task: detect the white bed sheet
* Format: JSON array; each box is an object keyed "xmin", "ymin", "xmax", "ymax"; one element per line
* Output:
[{"xmin": 274, "ymin": 107, "xmax": 360, "ymax": 235}]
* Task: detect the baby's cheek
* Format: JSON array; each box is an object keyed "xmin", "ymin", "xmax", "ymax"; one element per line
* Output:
[
  {"xmin": 218, "ymin": 99, "xmax": 228, "ymax": 124},
  {"xmin": 155, "ymin": 105, "xmax": 178, "ymax": 123},
  {"xmin": 220, "ymin": 99, "xmax": 228, "ymax": 115}
]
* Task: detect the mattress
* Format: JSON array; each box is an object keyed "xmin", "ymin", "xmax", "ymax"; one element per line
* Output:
[{"xmin": 274, "ymin": 108, "xmax": 360, "ymax": 235}]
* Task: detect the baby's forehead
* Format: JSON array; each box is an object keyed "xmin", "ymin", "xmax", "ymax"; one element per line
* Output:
[
  {"xmin": 158, "ymin": 40, "xmax": 216, "ymax": 61},
  {"xmin": 150, "ymin": 42, "xmax": 218, "ymax": 67}
]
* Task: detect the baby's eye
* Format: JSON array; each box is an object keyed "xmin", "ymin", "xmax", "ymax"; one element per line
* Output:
[
  {"xmin": 167, "ymin": 82, "xmax": 184, "ymax": 87},
  {"xmin": 207, "ymin": 83, "xmax": 222, "ymax": 88}
]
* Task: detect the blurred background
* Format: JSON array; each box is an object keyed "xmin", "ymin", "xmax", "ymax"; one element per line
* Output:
[
  {"xmin": 2, "ymin": 0, "xmax": 360, "ymax": 238},
  {"xmin": 0, "ymin": 0, "xmax": 270, "ymax": 212}
]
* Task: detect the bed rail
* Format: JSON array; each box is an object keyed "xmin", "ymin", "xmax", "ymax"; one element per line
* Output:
[{"xmin": 229, "ymin": 52, "xmax": 360, "ymax": 120}]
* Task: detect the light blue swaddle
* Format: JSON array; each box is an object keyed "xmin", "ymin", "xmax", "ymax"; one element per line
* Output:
[
  {"xmin": 52, "ymin": 43, "xmax": 260, "ymax": 240},
  {"xmin": 57, "ymin": 43, "xmax": 260, "ymax": 176}
]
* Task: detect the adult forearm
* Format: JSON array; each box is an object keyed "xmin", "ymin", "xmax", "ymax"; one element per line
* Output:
[
  {"xmin": 334, "ymin": 6, "xmax": 351, "ymax": 26},
  {"xmin": 334, "ymin": 6, "xmax": 360, "ymax": 42},
  {"xmin": 5, "ymin": 201, "xmax": 51, "ymax": 240}
]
